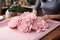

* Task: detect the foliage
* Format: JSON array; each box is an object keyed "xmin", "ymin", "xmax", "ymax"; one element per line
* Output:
[{"xmin": 8, "ymin": 1, "xmax": 20, "ymax": 12}]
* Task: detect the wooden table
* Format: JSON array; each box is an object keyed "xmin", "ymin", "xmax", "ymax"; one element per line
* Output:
[{"xmin": 41, "ymin": 26, "xmax": 60, "ymax": 40}]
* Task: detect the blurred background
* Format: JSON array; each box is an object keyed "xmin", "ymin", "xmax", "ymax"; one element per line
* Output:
[{"xmin": 0, "ymin": 0, "xmax": 36, "ymax": 15}]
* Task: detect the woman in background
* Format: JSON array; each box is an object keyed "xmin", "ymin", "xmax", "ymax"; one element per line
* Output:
[{"xmin": 32, "ymin": 0, "xmax": 60, "ymax": 20}]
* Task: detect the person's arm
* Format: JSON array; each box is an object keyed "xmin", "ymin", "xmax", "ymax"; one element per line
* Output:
[
  {"xmin": 41, "ymin": 15, "xmax": 60, "ymax": 20},
  {"xmin": 32, "ymin": 0, "xmax": 41, "ymax": 15},
  {"xmin": 34, "ymin": 0, "xmax": 41, "ymax": 10}
]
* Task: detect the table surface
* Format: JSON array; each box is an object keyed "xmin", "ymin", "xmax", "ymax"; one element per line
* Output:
[{"xmin": 41, "ymin": 25, "xmax": 60, "ymax": 40}]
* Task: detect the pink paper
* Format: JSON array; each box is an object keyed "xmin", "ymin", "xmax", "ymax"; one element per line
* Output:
[
  {"xmin": 0, "ymin": 19, "xmax": 60, "ymax": 40},
  {"xmin": 0, "ymin": 19, "xmax": 10, "ymax": 27}
]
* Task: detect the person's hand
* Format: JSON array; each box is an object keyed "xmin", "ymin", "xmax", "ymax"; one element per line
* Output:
[
  {"xmin": 41, "ymin": 15, "xmax": 52, "ymax": 20},
  {"xmin": 32, "ymin": 9, "xmax": 37, "ymax": 15},
  {"xmin": 41, "ymin": 15, "xmax": 60, "ymax": 20}
]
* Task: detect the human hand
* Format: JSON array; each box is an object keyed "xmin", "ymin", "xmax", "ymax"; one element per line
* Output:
[
  {"xmin": 41, "ymin": 15, "xmax": 52, "ymax": 20},
  {"xmin": 32, "ymin": 9, "xmax": 37, "ymax": 15}
]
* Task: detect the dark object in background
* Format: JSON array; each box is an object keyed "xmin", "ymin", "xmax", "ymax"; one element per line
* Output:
[
  {"xmin": 1, "ymin": 8, "xmax": 7, "ymax": 15},
  {"xmin": 18, "ymin": 7, "xmax": 32, "ymax": 13},
  {"xmin": 41, "ymin": 0, "xmax": 47, "ymax": 2},
  {"xmin": 27, "ymin": 0, "xmax": 36, "ymax": 5},
  {"xmin": 52, "ymin": 18, "xmax": 60, "ymax": 21}
]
